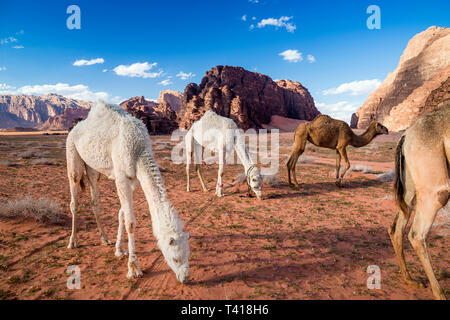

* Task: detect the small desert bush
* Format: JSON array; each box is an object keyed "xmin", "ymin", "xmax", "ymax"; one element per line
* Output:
[
  {"xmin": 30, "ymin": 158, "xmax": 54, "ymax": 165},
  {"xmin": 0, "ymin": 160, "xmax": 17, "ymax": 167},
  {"xmin": 261, "ymin": 174, "xmax": 280, "ymax": 187},
  {"xmin": 16, "ymin": 150, "xmax": 36, "ymax": 159},
  {"xmin": 297, "ymin": 155, "xmax": 316, "ymax": 164},
  {"xmin": 349, "ymin": 164, "xmax": 373, "ymax": 174},
  {"xmin": 376, "ymin": 169, "xmax": 395, "ymax": 182},
  {"xmin": 0, "ymin": 197, "xmax": 65, "ymax": 225}
]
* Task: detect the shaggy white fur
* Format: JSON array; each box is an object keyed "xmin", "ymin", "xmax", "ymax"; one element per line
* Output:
[
  {"xmin": 66, "ymin": 101, "xmax": 190, "ymax": 282},
  {"xmin": 185, "ymin": 110, "xmax": 263, "ymax": 199}
]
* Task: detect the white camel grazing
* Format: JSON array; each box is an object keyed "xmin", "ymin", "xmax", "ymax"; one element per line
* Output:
[
  {"xmin": 66, "ymin": 101, "xmax": 190, "ymax": 282},
  {"xmin": 185, "ymin": 110, "xmax": 263, "ymax": 199}
]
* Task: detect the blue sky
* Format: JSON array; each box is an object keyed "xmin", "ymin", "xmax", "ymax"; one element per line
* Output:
[{"xmin": 0, "ymin": 0, "xmax": 449, "ymax": 123}]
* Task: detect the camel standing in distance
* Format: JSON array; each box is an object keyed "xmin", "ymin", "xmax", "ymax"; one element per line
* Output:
[
  {"xmin": 287, "ymin": 115, "xmax": 388, "ymax": 187},
  {"xmin": 389, "ymin": 102, "xmax": 449, "ymax": 300},
  {"xmin": 185, "ymin": 110, "xmax": 263, "ymax": 199},
  {"xmin": 66, "ymin": 101, "xmax": 190, "ymax": 282}
]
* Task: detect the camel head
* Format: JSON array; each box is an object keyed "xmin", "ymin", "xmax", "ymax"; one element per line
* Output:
[
  {"xmin": 157, "ymin": 209, "xmax": 191, "ymax": 283},
  {"xmin": 160, "ymin": 230, "xmax": 190, "ymax": 283},
  {"xmin": 372, "ymin": 122, "xmax": 389, "ymax": 135},
  {"xmin": 247, "ymin": 165, "xmax": 263, "ymax": 200}
]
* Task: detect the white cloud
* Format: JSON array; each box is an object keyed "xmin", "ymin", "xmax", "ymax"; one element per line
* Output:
[
  {"xmin": 73, "ymin": 58, "xmax": 104, "ymax": 66},
  {"xmin": 158, "ymin": 79, "xmax": 173, "ymax": 86},
  {"xmin": 113, "ymin": 62, "xmax": 162, "ymax": 78},
  {"xmin": 176, "ymin": 71, "xmax": 195, "ymax": 80},
  {"xmin": 279, "ymin": 49, "xmax": 302, "ymax": 63},
  {"xmin": 315, "ymin": 101, "xmax": 359, "ymax": 123},
  {"xmin": 0, "ymin": 83, "xmax": 15, "ymax": 90},
  {"xmin": 16, "ymin": 30, "xmax": 24, "ymax": 35},
  {"xmin": 241, "ymin": 15, "xmax": 247, "ymax": 21},
  {"xmin": 0, "ymin": 82, "xmax": 113, "ymax": 102},
  {"xmin": 307, "ymin": 54, "xmax": 316, "ymax": 63},
  {"xmin": 0, "ymin": 66, "xmax": 6, "ymax": 71},
  {"xmin": 249, "ymin": 24, "xmax": 255, "ymax": 30},
  {"xmin": 102, "ymin": 69, "xmax": 108, "ymax": 73},
  {"xmin": 12, "ymin": 45, "xmax": 24, "ymax": 49},
  {"xmin": 252, "ymin": 17, "xmax": 256, "ymax": 20},
  {"xmin": 322, "ymin": 79, "xmax": 381, "ymax": 96},
  {"xmin": 257, "ymin": 16, "xmax": 296, "ymax": 33},
  {"xmin": 249, "ymin": 0, "xmax": 259, "ymax": 3},
  {"xmin": 0, "ymin": 37, "xmax": 18, "ymax": 45}
]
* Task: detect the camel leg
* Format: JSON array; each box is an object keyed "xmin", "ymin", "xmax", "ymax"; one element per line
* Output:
[
  {"xmin": 335, "ymin": 150, "xmax": 341, "ymax": 182},
  {"xmin": 336, "ymin": 147, "xmax": 350, "ymax": 187},
  {"xmin": 196, "ymin": 164, "xmax": 208, "ymax": 192},
  {"xmin": 67, "ymin": 176, "xmax": 81, "ymax": 249},
  {"xmin": 408, "ymin": 194, "xmax": 447, "ymax": 300},
  {"xmin": 66, "ymin": 141, "xmax": 84, "ymax": 249},
  {"xmin": 193, "ymin": 139, "xmax": 208, "ymax": 192},
  {"xmin": 388, "ymin": 210, "xmax": 422, "ymax": 288},
  {"xmin": 287, "ymin": 136, "xmax": 306, "ymax": 188},
  {"xmin": 186, "ymin": 131, "xmax": 193, "ymax": 192},
  {"xmin": 115, "ymin": 208, "xmax": 128, "ymax": 257},
  {"xmin": 115, "ymin": 177, "xmax": 143, "ymax": 279},
  {"xmin": 215, "ymin": 147, "xmax": 225, "ymax": 197},
  {"xmin": 86, "ymin": 166, "xmax": 110, "ymax": 246},
  {"xmin": 186, "ymin": 163, "xmax": 191, "ymax": 192}
]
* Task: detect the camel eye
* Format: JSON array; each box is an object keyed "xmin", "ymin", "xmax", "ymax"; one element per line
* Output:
[{"xmin": 173, "ymin": 258, "xmax": 179, "ymax": 264}]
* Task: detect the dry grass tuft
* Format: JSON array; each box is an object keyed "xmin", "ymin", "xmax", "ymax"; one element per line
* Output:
[
  {"xmin": 30, "ymin": 158, "xmax": 54, "ymax": 165},
  {"xmin": 297, "ymin": 155, "xmax": 316, "ymax": 164},
  {"xmin": 376, "ymin": 169, "xmax": 395, "ymax": 182},
  {"xmin": 0, "ymin": 160, "xmax": 17, "ymax": 167},
  {"xmin": 0, "ymin": 197, "xmax": 66, "ymax": 225},
  {"xmin": 262, "ymin": 174, "xmax": 280, "ymax": 187},
  {"xmin": 349, "ymin": 164, "xmax": 374, "ymax": 174}
]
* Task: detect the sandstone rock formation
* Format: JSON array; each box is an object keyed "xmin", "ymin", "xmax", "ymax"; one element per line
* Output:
[
  {"xmin": 120, "ymin": 96, "xmax": 177, "ymax": 134},
  {"xmin": 37, "ymin": 108, "xmax": 90, "ymax": 131},
  {"xmin": 276, "ymin": 80, "xmax": 318, "ymax": 120},
  {"xmin": 352, "ymin": 26, "xmax": 450, "ymax": 131},
  {"xmin": 0, "ymin": 93, "xmax": 91, "ymax": 129},
  {"xmin": 158, "ymin": 90, "xmax": 183, "ymax": 112},
  {"xmin": 178, "ymin": 66, "xmax": 320, "ymax": 130}
]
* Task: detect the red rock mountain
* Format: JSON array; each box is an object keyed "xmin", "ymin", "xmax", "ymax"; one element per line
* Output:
[
  {"xmin": 120, "ymin": 96, "xmax": 178, "ymax": 134},
  {"xmin": 37, "ymin": 108, "xmax": 90, "ymax": 131},
  {"xmin": 178, "ymin": 66, "xmax": 320, "ymax": 130},
  {"xmin": 158, "ymin": 90, "xmax": 183, "ymax": 112},
  {"xmin": 0, "ymin": 93, "xmax": 92, "ymax": 129},
  {"xmin": 351, "ymin": 26, "xmax": 450, "ymax": 131}
]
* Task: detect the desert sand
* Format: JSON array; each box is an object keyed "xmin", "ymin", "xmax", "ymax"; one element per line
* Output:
[{"xmin": 0, "ymin": 131, "xmax": 448, "ymax": 300}]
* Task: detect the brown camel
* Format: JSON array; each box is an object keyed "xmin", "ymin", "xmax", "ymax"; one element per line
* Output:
[
  {"xmin": 389, "ymin": 101, "xmax": 449, "ymax": 300},
  {"xmin": 287, "ymin": 114, "xmax": 388, "ymax": 187}
]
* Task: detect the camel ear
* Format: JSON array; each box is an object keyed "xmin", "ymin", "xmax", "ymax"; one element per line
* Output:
[{"xmin": 169, "ymin": 237, "xmax": 175, "ymax": 246}]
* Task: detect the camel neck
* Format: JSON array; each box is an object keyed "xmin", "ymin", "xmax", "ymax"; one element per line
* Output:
[
  {"xmin": 350, "ymin": 125, "xmax": 378, "ymax": 148},
  {"xmin": 136, "ymin": 150, "xmax": 180, "ymax": 237},
  {"xmin": 233, "ymin": 130, "xmax": 254, "ymax": 172}
]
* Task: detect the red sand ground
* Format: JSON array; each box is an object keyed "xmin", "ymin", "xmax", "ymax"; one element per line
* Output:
[{"xmin": 0, "ymin": 131, "xmax": 448, "ymax": 300}]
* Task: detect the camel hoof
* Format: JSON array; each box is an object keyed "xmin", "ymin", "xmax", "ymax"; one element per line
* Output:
[
  {"xmin": 115, "ymin": 249, "xmax": 128, "ymax": 258},
  {"xmin": 335, "ymin": 179, "xmax": 343, "ymax": 187},
  {"xmin": 101, "ymin": 238, "xmax": 112, "ymax": 246},
  {"xmin": 67, "ymin": 238, "xmax": 78, "ymax": 249},
  {"xmin": 127, "ymin": 267, "xmax": 143, "ymax": 279},
  {"xmin": 404, "ymin": 278, "xmax": 424, "ymax": 289}
]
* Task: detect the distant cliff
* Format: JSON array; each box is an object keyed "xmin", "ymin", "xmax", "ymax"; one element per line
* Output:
[
  {"xmin": 0, "ymin": 93, "xmax": 91, "ymax": 129},
  {"xmin": 352, "ymin": 26, "xmax": 450, "ymax": 131}
]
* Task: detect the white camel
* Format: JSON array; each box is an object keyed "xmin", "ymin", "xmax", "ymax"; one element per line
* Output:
[
  {"xmin": 185, "ymin": 110, "xmax": 263, "ymax": 199},
  {"xmin": 66, "ymin": 101, "xmax": 190, "ymax": 282}
]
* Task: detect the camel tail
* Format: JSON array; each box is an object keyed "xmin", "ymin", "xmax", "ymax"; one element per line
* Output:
[{"xmin": 394, "ymin": 135, "xmax": 408, "ymax": 216}]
